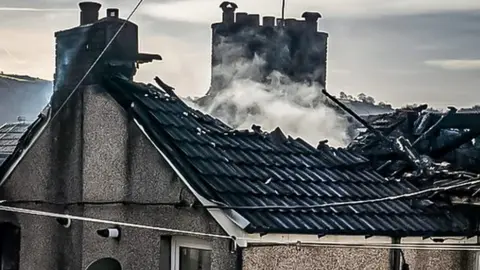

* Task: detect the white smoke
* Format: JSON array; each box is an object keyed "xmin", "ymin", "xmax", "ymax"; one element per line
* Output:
[{"xmin": 193, "ymin": 52, "xmax": 349, "ymax": 147}]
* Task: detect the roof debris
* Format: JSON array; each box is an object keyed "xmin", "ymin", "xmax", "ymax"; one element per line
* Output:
[{"xmin": 334, "ymin": 92, "xmax": 480, "ymax": 202}]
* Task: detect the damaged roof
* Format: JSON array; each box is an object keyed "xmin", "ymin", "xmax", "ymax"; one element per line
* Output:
[
  {"xmin": 103, "ymin": 74, "xmax": 473, "ymax": 237},
  {"xmin": 348, "ymin": 105, "xmax": 480, "ymax": 200}
]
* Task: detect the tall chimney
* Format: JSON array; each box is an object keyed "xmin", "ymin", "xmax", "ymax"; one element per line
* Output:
[
  {"xmin": 79, "ymin": 2, "xmax": 101, "ymax": 25},
  {"xmin": 220, "ymin": 1, "xmax": 238, "ymax": 25}
]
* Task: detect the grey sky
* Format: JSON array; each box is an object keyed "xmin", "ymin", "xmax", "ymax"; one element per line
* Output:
[{"xmin": 0, "ymin": 0, "xmax": 479, "ymax": 108}]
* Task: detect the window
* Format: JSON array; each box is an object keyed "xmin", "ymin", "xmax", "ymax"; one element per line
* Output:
[
  {"xmin": 171, "ymin": 236, "xmax": 212, "ymax": 270},
  {"xmin": 0, "ymin": 223, "xmax": 20, "ymax": 270},
  {"xmin": 85, "ymin": 258, "xmax": 121, "ymax": 270}
]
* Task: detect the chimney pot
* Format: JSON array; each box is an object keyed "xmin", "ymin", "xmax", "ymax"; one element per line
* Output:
[
  {"xmin": 79, "ymin": 1, "xmax": 102, "ymax": 25},
  {"xmin": 302, "ymin": 12, "xmax": 322, "ymax": 22},
  {"xmin": 236, "ymin": 12, "xmax": 248, "ymax": 24},
  {"xmin": 247, "ymin": 14, "xmax": 260, "ymax": 26},
  {"xmin": 263, "ymin": 16, "xmax": 275, "ymax": 27},
  {"xmin": 284, "ymin": 18, "xmax": 297, "ymax": 28},
  {"xmin": 301, "ymin": 12, "xmax": 321, "ymax": 32},
  {"xmin": 106, "ymin": 8, "xmax": 119, "ymax": 18},
  {"xmin": 219, "ymin": 2, "xmax": 237, "ymax": 24}
]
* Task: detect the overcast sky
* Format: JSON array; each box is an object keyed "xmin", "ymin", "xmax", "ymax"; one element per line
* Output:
[{"xmin": 0, "ymin": 0, "xmax": 479, "ymax": 108}]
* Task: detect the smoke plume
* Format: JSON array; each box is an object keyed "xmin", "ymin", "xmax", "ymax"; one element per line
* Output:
[
  {"xmin": 188, "ymin": 25, "xmax": 350, "ymax": 147},
  {"xmin": 204, "ymin": 80, "xmax": 349, "ymax": 147},
  {"xmin": 191, "ymin": 29, "xmax": 349, "ymax": 147}
]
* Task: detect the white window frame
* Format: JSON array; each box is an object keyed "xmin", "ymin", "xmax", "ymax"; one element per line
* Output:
[{"xmin": 170, "ymin": 236, "xmax": 212, "ymax": 270}]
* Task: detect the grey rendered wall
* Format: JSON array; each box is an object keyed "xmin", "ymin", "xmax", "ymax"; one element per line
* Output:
[
  {"xmin": 79, "ymin": 86, "xmax": 236, "ymax": 270},
  {"xmin": 403, "ymin": 249, "xmax": 474, "ymax": 270},
  {"xmin": 242, "ymin": 246, "xmax": 390, "ymax": 270},
  {"xmin": 242, "ymin": 246, "xmax": 473, "ymax": 270},
  {"xmin": 2, "ymin": 88, "xmax": 88, "ymax": 270},
  {"xmin": 0, "ymin": 100, "xmax": 78, "ymax": 270},
  {"xmin": 1, "ymin": 85, "xmax": 235, "ymax": 270}
]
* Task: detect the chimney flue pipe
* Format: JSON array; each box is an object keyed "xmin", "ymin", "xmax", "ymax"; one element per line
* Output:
[
  {"xmin": 302, "ymin": 12, "xmax": 322, "ymax": 32},
  {"xmin": 79, "ymin": 1, "xmax": 102, "ymax": 25}
]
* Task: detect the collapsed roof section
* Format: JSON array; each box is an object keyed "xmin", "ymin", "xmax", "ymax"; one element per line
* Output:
[{"xmin": 345, "ymin": 101, "xmax": 480, "ymax": 201}]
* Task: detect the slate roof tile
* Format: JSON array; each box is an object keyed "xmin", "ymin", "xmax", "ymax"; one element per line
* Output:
[
  {"xmin": 104, "ymin": 75, "xmax": 474, "ymax": 236},
  {"xmin": 0, "ymin": 122, "xmax": 31, "ymax": 166}
]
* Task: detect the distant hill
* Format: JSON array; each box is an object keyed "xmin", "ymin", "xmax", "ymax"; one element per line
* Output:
[{"xmin": 0, "ymin": 72, "xmax": 52, "ymax": 124}]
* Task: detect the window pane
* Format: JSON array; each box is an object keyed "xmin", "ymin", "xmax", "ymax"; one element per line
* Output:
[{"xmin": 179, "ymin": 247, "xmax": 211, "ymax": 270}]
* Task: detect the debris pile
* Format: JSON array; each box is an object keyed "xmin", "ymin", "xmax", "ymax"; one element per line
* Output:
[{"xmin": 324, "ymin": 90, "xmax": 480, "ymax": 201}]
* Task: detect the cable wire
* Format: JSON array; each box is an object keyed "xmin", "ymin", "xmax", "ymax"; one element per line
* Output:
[
  {"xmin": 1, "ymin": 204, "xmax": 480, "ymax": 250},
  {"xmin": 0, "ymin": 204, "xmax": 231, "ymax": 240},
  {"xmin": 4, "ymin": 176, "xmax": 480, "ymax": 211},
  {"xmin": 205, "ymin": 176, "xmax": 480, "ymax": 210}
]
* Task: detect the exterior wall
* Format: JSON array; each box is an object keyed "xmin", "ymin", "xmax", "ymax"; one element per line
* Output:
[
  {"xmin": 403, "ymin": 249, "xmax": 474, "ymax": 270},
  {"xmin": 242, "ymin": 246, "xmax": 473, "ymax": 270},
  {"xmin": 0, "ymin": 85, "xmax": 236, "ymax": 270},
  {"xmin": 243, "ymin": 246, "xmax": 390, "ymax": 270}
]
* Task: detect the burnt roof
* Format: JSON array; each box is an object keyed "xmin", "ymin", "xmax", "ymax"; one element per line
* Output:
[
  {"xmin": 348, "ymin": 106, "xmax": 480, "ymax": 199},
  {"xmin": 103, "ymin": 74, "xmax": 474, "ymax": 237}
]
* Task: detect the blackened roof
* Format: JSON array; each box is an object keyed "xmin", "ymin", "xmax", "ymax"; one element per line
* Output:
[{"xmin": 104, "ymin": 75, "xmax": 473, "ymax": 237}]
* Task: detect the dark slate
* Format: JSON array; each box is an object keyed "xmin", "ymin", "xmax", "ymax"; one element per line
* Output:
[
  {"xmin": 104, "ymin": 75, "xmax": 473, "ymax": 237},
  {"xmin": 0, "ymin": 108, "xmax": 49, "ymax": 180},
  {"xmin": 0, "ymin": 122, "xmax": 31, "ymax": 167}
]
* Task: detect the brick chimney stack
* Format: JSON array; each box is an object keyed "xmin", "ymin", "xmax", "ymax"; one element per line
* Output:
[
  {"xmin": 207, "ymin": 1, "xmax": 328, "ymax": 96},
  {"xmin": 52, "ymin": 1, "xmax": 160, "ymax": 112}
]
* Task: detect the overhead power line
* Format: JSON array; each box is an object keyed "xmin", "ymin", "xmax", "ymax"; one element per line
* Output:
[
  {"xmin": 0, "ymin": 202, "xmax": 479, "ymax": 251},
  {"xmin": 205, "ymin": 176, "xmax": 480, "ymax": 210},
  {"xmin": 0, "ymin": 8, "xmax": 77, "ymax": 12},
  {"xmin": 0, "ymin": 204, "xmax": 479, "ymax": 250}
]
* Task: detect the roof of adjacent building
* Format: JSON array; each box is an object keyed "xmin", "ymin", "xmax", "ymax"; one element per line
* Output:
[
  {"xmin": 103, "ymin": 74, "xmax": 474, "ymax": 237},
  {"xmin": 0, "ymin": 122, "xmax": 32, "ymax": 167},
  {"xmin": 0, "ymin": 109, "xmax": 49, "ymax": 182}
]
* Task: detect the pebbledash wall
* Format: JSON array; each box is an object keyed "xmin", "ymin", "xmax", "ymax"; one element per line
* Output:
[
  {"xmin": 0, "ymin": 84, "xmax": 236, "ymax": 269},
  {"xmin": 0, "ymin": 1, "xmax": 476, "ymax": 270}
]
